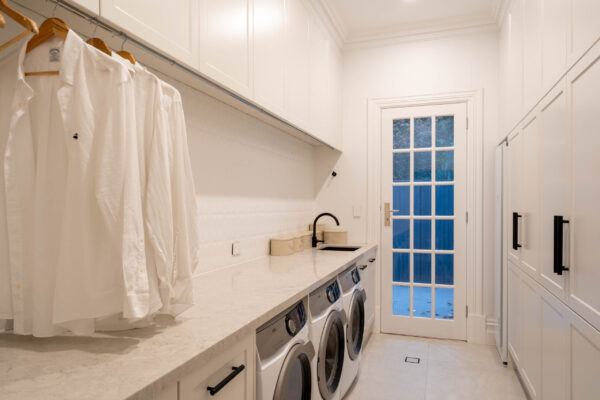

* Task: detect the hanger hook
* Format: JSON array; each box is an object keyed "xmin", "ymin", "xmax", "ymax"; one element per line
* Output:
[
  {"xmin": 52, "ymin": 1, "xmax": 59, "ymax": 17},
  {"xmin": 120, "ymin": 35, "xmax": 128, "ymax": 51},
  {"xmin": 92, "ymin": 20, "xmax": 98, "ymax": 36}
]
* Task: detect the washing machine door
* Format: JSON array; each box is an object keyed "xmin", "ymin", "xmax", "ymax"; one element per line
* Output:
[
  {"xmin": 346, "ymin": 289, "xmax": 366, "ymax": 361},
  {"xmin": 273, "ymin": 341, "xmax": 315, "ymax": 400},
  {"xmin": 317, "ymin": 309, "xmax": 346, "ymax": 399}
]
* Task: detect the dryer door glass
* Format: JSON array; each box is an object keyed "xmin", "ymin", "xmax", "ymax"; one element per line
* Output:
[
  {"xmin": 282, "ymin": 358, "xmax": 305, "ymax": 400},
  {"xmin": 318, "ymin": 311, "xmax": 345, "ymax": 398},
  {"xmin": 347, "ymin": 292, "xmax": 365, "ymax": 360},
  {"xmin": 274, "ymin": 344, "xmax": 312, "ymax": 400}
]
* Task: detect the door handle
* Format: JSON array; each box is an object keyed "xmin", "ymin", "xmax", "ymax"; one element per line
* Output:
[
  {"xmin": 553, "ymin": 216, "xmax": 570, "ymax": 275},
  {"xmin": 384, "ymin": 202, "xmax": 401, "ymax": 227},
  {"xmin": 206, "ymin": 365, "xmax": 245, "ymax": 396},
  {"xmin": 512, "ymin": 212, "xmax": 522, "ymax": 250}
]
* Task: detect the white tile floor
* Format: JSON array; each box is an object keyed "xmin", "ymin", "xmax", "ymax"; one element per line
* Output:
[{"xmin": 343, "ymin": 333, "xmax": 527, "ymax": 400}]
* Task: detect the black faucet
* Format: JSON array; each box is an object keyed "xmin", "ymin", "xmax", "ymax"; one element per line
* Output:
[{"xmin": 312, "ymin": 212, "xmax": 340, "ymax": 248}]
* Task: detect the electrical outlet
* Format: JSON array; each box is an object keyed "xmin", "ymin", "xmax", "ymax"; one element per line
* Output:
[
  {"xmin": 353, "ymin": 205, "xmax": 362, "ymax": 218},
  {"xmin": 232, "ymin": 241, "xmax": 241, "ymax": 256}
]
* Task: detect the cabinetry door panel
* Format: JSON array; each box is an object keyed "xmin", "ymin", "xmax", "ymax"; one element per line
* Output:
[
  {"xmin": 569, "ymin": 314, "xmax": 600, "ymax": 399},
  {"xmin": 507, "ymin": 0, "xmax": 524, "ymax": 127},
  {"xmin": 100, "ymin": 0, "xmax": 198, "ymax": 66},
  {"xmin": 570, "ymin": 0, "xmax": 600, "ymax": 61},
  {"xmin": 253, "ymin": 0, "xmax": 285, "ymax": 115},
  {"xmin": 539, "ymin": 83, "xmax": 569, "ymax": 299},
  {"xmin": 568, "ymin": 44, "xmax": 600, "ymax": 331},
  {"xmin": 540, "ymin": 290, "xmax": 569, "ymax": 400},
  {"xmin": 521, "ymin": 117, "xmax": 540, "ymax": 277},
  {"xmin": 521, "ymin": 275, "xmax": 542, "ymax": 398},
  {"xmin": 523, "ymin": 0, "xmax": 542, "ymax": 109},
  {"xmin": 199, "ymin": 0, "xmax": 252, "ymax": 96},
  {"xmin": 285, "ymin": 0, "xmax": 310, "ymax": 129},
  {"xmin": 508, "ymin": 133, "xmax": 522, "ymax": 265},
  {"xmin": 508, "ymin": 260, "xmax": 522, "ymax": 365},
  {"xmin": 542, "ymin": 0, "xmax": 567, "ymax": 88},
  {"xmin": 309, "ymin": 18, "xmax": 329, "ymax": 142}
]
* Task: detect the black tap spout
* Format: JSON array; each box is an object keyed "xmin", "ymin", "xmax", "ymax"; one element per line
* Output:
[{"xmin": 312, "ymin": 212, "xmax": 340, "ymax": 248}]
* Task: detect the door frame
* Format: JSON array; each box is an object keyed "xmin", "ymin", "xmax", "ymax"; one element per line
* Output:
[{"xmin": 367, "ymin": 90, "xmax": 485, "ymax": 343}]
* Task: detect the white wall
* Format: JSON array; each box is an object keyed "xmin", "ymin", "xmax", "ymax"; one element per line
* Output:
[
  {"xmin": 162, "ymin": 73, "xmax": 318, "ymax": 274},
  {"xmin": 316, "ymin": 30, "xmax": 500, "ymax": 327}
]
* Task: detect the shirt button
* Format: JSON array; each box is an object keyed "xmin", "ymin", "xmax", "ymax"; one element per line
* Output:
[
  {"xmin": 15, "ymin": 284, "xmax": 21, "ymax": 289},
  {"xmin": 14, "ymin": 293, "xmax": 21, "ymax": 299}
]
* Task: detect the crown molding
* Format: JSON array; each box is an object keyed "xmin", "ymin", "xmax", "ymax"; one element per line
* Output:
[
  {"xmin": 493, "ymin": 0, "xmax": 511, "ymax": 27},
  {"xmin": 343, "ymin": 14, "xmax": 498, "ymax": 50},
  {"xmin": 311, "ymin": 0, "xmax": 348, "ymax": 47}
]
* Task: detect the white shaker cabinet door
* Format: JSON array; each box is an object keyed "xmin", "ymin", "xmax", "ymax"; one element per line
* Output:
[
  {"xmin": 507, "ymin": 131, "xmax": 522, "ymax": 266},
  {"xmin": 569, "ymin": 0, "xmax": 600, "ymax": 63},
  {"xmin": 540, "ymin": 288, "xmax": 569, "ymax": 400},
  {"xmin": 569, "ymin": 311, "xmax": 600, "ymax": 400},
  {"xmin": 253, "ymin": 0, "xmax": 286, "ymax": 115},
  {"xmin": 567, "ymin": 41, "xmax": 600, "ymax": 332},
  {"xmin": 520, "ymin": 271, "xmax": 542, "ymax": 399},
  {"xmin": 100, "ymin": 0, "xmax": 198, "ymax": 67},
  {"xmin": 198, "ymin": 0, "xmax": 253, "ymax": 97},
  {"xmin": 309, "ymin": 17, "xmax": 329, "ymax": 143},
  {"xmin": 539, "ymin": 81, "xmax": 570, "ymax": 301},
  {"xmin": 284, "ymin": 0, "xmax": 311, "ymax": 131},
  {"xmin": 542, "ymin": 0, "xmax": 567, "ymax": 89},
  {"xmin": 507, "ymin": 260, "xmax": 522, "ymax": 366}
]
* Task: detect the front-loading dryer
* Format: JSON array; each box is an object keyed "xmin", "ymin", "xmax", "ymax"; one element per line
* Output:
[
  {"xmin": 256, "ymin": 299, "xmax": 315, "ymax": 400},
  {"xmin": 309, "ymin": 278, "xmax": 346, "ymax": 400},
  {"xmin": 338, "ymin": 265, "xmax": 367, "ymax": 397}
]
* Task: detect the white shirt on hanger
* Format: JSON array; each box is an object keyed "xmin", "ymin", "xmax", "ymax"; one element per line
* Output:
[{"xmin": 0, "ymin": 31, "xmax": 148, "ymax": 337}]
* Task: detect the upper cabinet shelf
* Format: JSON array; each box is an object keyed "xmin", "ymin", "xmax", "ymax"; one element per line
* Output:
[{"xmin": 93, "ymin": 0, "xmax": 341, "ymax": 150}]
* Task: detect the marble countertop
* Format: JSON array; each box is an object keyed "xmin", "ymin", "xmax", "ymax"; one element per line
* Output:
[{"xmin": 0, "ymin": 244, "xmax": 376, "ymax": 400}]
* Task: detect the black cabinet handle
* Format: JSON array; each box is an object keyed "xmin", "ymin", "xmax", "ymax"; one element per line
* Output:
[
  {"xmin": 553, "ymin": 216, "xmax": 570, "ymax": 275},
  {"xmin": 368, "ymin": 258, "xmax": 376, "ymax": 263},
  {"xmin": 206, "ymin": 365, "xmax": 245, "ymax": 396},
  {"xmin": 359, "ymin": 265, "xmax": 368, "ymax": 271},
  {"xmin": 512, "ymin": 212, "xmax": 522, "ymax": 250}
]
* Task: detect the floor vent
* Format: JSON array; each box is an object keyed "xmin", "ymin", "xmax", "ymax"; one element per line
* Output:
[{"xmin": 405, "ymin": 356, "xmax": 420, "ymax": 364}]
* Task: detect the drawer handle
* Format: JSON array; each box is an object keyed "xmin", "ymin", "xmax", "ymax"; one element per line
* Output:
[
  {"xmin": 359, "ymin": 265, "xmax": 368, "ymax": 271},
  {"xmin": 368, "ymin": 258, "xmax": 376, "ymax": 263},
  {"xmin": 553, "ymin": 216, "xmax": 570, "ymax": 275},
  {"xmin": 512, "ymin": 212, "xmax": 522, "ymax": 250},
  {"xmin": 206, "ymin": 364, "xmax": 245, "ymax": 396}
]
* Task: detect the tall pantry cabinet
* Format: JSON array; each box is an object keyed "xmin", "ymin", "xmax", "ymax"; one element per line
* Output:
[{"xmin": 505, "ymin": 40, "xmax": 600, "ymax": 400}]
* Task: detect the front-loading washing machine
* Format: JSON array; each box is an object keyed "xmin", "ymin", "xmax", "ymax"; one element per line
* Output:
[
  {"xmin": 256, "ymin": 298, "xmax": 315, "ymax": 400},
  {"xmin": 338, "ymin": 264, "xmax": 367, "ymax": 397},
  {"xmin": 309, "ymin": 278, "xmax": 346, "ymax": 400}
]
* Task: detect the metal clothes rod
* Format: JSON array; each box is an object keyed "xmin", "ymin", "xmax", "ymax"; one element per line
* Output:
[{"xmin": 28, "ymin": 0, "xmax": 334, "ymax": 150}]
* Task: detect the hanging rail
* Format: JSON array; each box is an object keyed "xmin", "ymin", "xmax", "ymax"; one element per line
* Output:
[{"xmin": 21, "ymin": 0, "xmax": 334, "ymax": 150}]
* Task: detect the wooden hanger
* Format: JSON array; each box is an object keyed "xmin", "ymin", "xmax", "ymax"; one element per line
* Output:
[
  {"xmin": 117, "ymin": 50, "xmax": 135, "ymax": 65},
  {"xmin": 23, "ymin": 18, "xmax": 69, "ymax": 76},
  {"xmin": 86, "ymin": 37, "xmax": 111, "ymax": 56},
  {"xmin": 0, "ymin": 0, "xmax": 39, "ymax": 52}
]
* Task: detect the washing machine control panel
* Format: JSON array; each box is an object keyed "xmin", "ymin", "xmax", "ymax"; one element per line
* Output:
[
  {"xmin": 339, "ymin": 265, "xmax": 361, "ymax": 293},
  {"xmin": 326, "ymin": 281, "xmax": 341, "ymax": 304},
  {"xmin": 256, "ymin": 300, "xmax": 307, "ymax": 361}
]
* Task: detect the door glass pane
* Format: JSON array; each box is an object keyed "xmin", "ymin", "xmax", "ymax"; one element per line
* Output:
[
  {"xmin": 414, "ymin": 151, "xmax": 432, "ymax": 182},
  {"xmin": 393, "ymin": 253, "xmax": 409, "ymax": 282},
  {"xmin": 435, "ymin": 220, "xmax": 454, "ymax": 250},
  {"xmin": 392, "ymin": 286, "xmax": 410, "ymax": 316},
  {"xmin": 393, "ymin": 219, "xmax": 410, "ymax": 249},
  {"xmin": 414, "ymin": 253, "xmax": 431, "ymax": 284},
  {"xmin": 414, "ymin": 117, "xmax": 432, "ymax": 148},
  {"xmin": 435, "ymin": 116, "xmax": 454, "ymax": 147},
  {"xmin": 282, "ymin": 358, "xmax": 305, "ymax": 400},
  {"xmin": 435, "ymin": 185, "xmax": 454, "ymax": 216},
  {"xmin": 435, "ymin": 254, "xmax": 454, "ymax": 285},
  {"xmin": 393, "ymin": 186, "xmax": 410, "ymax": 215},
  {"xmin": 393, "ymin": 119, "xmax": 410, "ymax": 149},
  {"xmin": 413, "ymin": 286, "xmax": 431, "ymax": 318},
  {"xmin": 435, "ymin": 150, "xmax": 454, "ymax": 181},
  {"xmin": 435, "ymin": 288, "xmax": 454, "ymax": 320},
  {"xmin": 413, "ymin": 220, "xmax": 431, "ymax": 249},
  {"xmin": 414, "ymin": 185, "xmax": 431, "ymax": 216},
  {"xmin": 393, "ymin": 153, "xmax": 410, "ymax": 182}
]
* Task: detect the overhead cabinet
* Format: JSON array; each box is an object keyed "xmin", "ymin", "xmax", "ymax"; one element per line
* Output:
[{"xmin": 96, "ymin": 0, "xmax": 341, "ymax": 149}]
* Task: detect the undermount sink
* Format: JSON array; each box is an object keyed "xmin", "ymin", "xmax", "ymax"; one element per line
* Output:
[{"xmin": 318, "ymin": 245, "xmax": 360, "ymax": 251}]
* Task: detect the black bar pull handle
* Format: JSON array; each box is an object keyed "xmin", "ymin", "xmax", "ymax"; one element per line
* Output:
[
  {"xmin": 512, "ymin": 212, "xmax": 522, "ymax": 250},
  {"xmin": 206, "ymin": 364, "xmax": 245, "ymax": 396},
  {"xmin": 553, "ymin": 216, "xmax": 570, "ymax": 275},
  {"xmin": 368, "ymin": 258, "xmax": 376, "ymax": 263},
  {"xmin": 359, "ymin": 265, "xmax": 368, "ymax": 271}
]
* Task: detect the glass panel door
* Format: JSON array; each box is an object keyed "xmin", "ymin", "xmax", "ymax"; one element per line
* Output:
[{"xmin": 381, "ymin": 103, "xmax": 467, "ymax": 340}]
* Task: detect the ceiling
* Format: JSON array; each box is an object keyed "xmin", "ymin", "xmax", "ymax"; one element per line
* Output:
[{"xmin": 321, "ymin": 0, "xmax": 504, "ymax": 45}]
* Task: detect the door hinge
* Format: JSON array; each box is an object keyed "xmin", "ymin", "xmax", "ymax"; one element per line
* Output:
[
  {"xmin": 466, "ymin": 306, "xmax": 469, "ymax": 318},
  {"xmin": 466, "ymin": 212, "xmax": 468, "ymax": 223}
]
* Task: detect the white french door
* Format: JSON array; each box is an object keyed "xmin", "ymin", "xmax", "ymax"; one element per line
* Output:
[{"xmin": 380, "ymin": 103, "xmax": 467, "ymax": 340}]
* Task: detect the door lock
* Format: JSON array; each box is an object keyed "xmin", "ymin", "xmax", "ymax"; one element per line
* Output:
[{"xmin": 384, "ymin": 202, "xmax": 400, "ymax": 226}]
